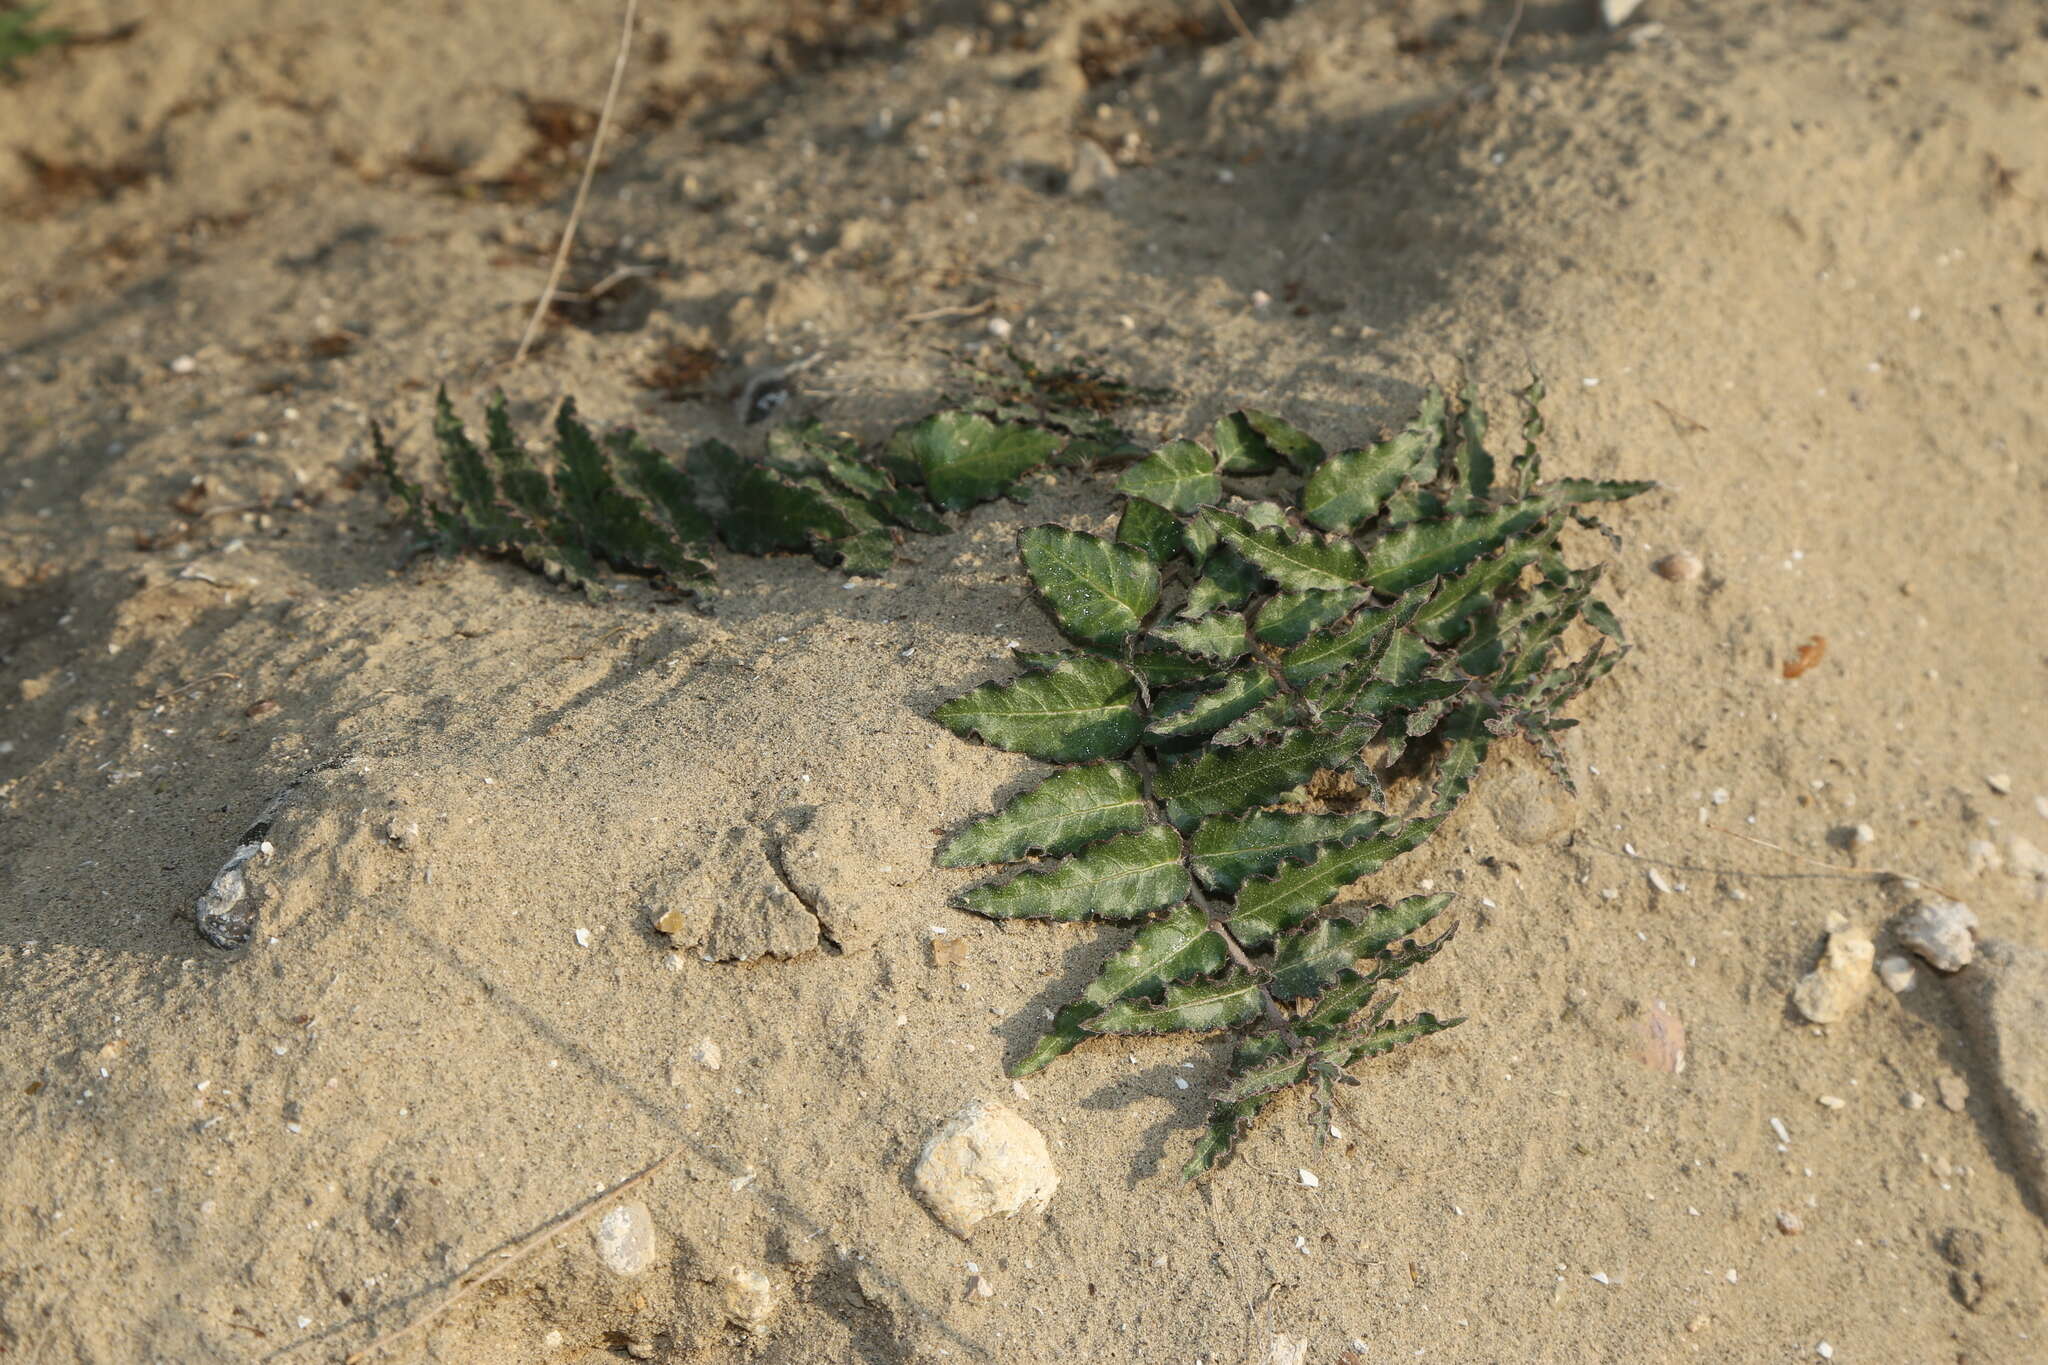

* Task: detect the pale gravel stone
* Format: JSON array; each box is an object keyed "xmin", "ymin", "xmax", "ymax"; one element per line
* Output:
[
  {"xmin": 1878, "ymin": 954, "xmax": 1917, "ymax": 994},
  {"xmin": 2004, "ymin": 835, "xmax": 2048, "ymax": 900},
  {"xmin": 721, "ymin": 1267, "xmax": 781, "ymax": 1331},
  {"xmin": 1262, "ymin": 1336, "xmax": 1310, "ymax": 1365},
  {"xmin": 1652, "ymin": 550, "xmax": 1702, "ymax": 582},
  {"xmin": 1895, "ymin": 899, "xmax": 1978, "ymax": 973},
  {"xmin": 591, "ymin": 1201, "xmax": 656, "ymax": 1276},
  {"xmin": 911, "ymin": 1099, "xmax": 1058, "ymax": 1237},
  {"xmin": 1791, "ymin": 916, "xmax": 1876, "ymax": 1023}
]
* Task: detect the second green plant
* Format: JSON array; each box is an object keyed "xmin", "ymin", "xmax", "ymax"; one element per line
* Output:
[{"xmin": 933, "ymin": 383, "xmax": 1650, "ymax": 1177}]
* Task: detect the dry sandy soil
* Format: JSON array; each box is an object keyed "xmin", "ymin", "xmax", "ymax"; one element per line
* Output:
[{"xmin": 4, "ymin": 1, "xmax": 2047, "ymax": 1362}]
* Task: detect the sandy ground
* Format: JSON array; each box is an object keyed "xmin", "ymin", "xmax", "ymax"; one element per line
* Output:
[{"xmin": 4, "ymin": 1, "xmax": 2047, "ymax": 1361}]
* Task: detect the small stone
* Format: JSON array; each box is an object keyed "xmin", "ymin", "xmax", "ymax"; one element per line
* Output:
[
  {"xmin": 1068, "ymin": 139, "xmax": 1119, "ymax": 196},
  {"xmin": 1894, "ymin": 899, "xmax": 1978, "ymax": 973},
  {"xmin": 653, "ymin": 907, "xmax": 687, "ymax": 937},
  {"xmin": 1652, "ymin": 551, "xmax": 1702, "ymax": 582},
  {"xmin": 1985, "ymin": 774, "xmax": 2013, "ymax": 795},
  {"xmin": 721, "ymin": 1267, "xmax": 781, "ymax": 1331},
  {"xmin": 168, "ymin": 354, "xmax": 198, "ymax": 374},
  {"xmin": 1904, "ymin": 1090, "xmax": 1926, "ymax": 1109},
  {"xmin": 1775, "ymin": 1210, "xmax": 1804, "ymax": 1236},
  {"xmin": 1686, "ymin": 1314, "xmax": 1710, "ymax": 1333},
  {"xmin": 1637, "ymin": 998, "xmax": 1686, "ymax": 1074},
  {"xmin": 1249, "ymin": 289, "xmax": 1273, "ymax": 310},
  {"xmin": 693, "ymin": 1038, "xmax": 722, "ymax": 1071},
  {"xmin": 911, "ymin": 1099, "xmax": 1059, "ymax": 1237},
  {"xmin": 1790, "ymin": 918, "xmax": 1876, "ymax": 1023},
  {"xmin": 1877, "ymin": 954, "xmax": 1917, "ymax": 994},
  {"xmin": 1261, "ymin": 1336, "xmax": 1309, "ymax": 1365},
  {"xmin": 574, "ymin": 927, "xmax": 591, "ymax": 948},
  {"xmin": 1937, "ymin": 1073, "xmax": 1970, "ymax": 1112},
  {"xmin": 986, "ymin": 316, "xmax": 1013, "ymax": 340},
  {"xmin": 2004, "ymin": 836, "xmax": 2048, "ymax": 898},
  {"xmin": 1817, "ymin": 1094, "xmax": 1846, "ymax": 1110},
  {"xmin": 1848, "ymin": 822, "xmax": 1875, "ymax": 849},
  {"xmin": 1965, "ymin": 839, "xmax": 2003, "ymax": 877},
  {"xmin": 591, "ymin": 1201, "xmax": 657, "ymax": 1276},
  {"xmin": 1601, "ymin": 0, "xmax": 1648, "ymax": 26},
  {"xmin": 968, "ymin": 1274, "xmax": 994, "ymax": 1300},
  {"xmin": 1646, "ymin": 867, "xmax": 1675, "ymax": 895}
]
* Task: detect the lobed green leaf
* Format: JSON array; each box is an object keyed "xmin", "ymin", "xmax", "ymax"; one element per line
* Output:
[
  {"xmin": 934, "ymin": 655, "xmax": 1142, "ymax": 762},
  {"xmin": 1154, "ymin": 724, "xmax": 1375, "ymax": 829},
  {"xmin": 1227, "ymin": 817, "xmax": 1444, "ymax": 946},
  {"xmin": 1266, "ymin": 894, "xmax": 1453, "ymax": 999},
  {"xmin": 959, "ymin": 826, "xmax": 1190, "ymax": 922},
  {"xmin": 1203, "ymin": 509, "xmax": 1369, "ymax": 591},
  {"xmin": 1117, "ymin": 440, "xmax": 1222, "ymax": 513},
  {"xmin": 1019, "ymin": 526, "xmax": 1161, "ymax": 650},
  {"xmin": 1302, "ymin": 429, "xmax": 1431, "ymax": 532},
  {"xmin": 899, "ymin": 411, "xmax": 1063, "ymax": 510},
  {"xmin": 1086, "ymin": 970, "xmax": 1264, "ymax": 1035},
  {"xmin": 1189, "ymin": 810, "xmax": 1388, "ymax": 893},
  {"xmin": 937, "ymin": 762, "xmax": 1147, "ymax": 867}
]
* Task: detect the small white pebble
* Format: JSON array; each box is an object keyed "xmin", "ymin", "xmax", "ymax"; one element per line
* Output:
[
  {"xmin": 1174, "ymin": 1077, "xmax": 1189, "ymax": 1090},
  {"xmin": 1818, "ymin": 1343, "xmax": 1833, "ymax": 1360},
  {"xmin": 1986, "ymin": 774, "xmax": 2013, "ymax": 795},
  {"xmin": 1249, "ymin": 289, "xmax": 1272, "ymax": 310},
  {"xmin": 1818, "ymin": 1095, "xmax": 1846, "ymax": 1110},
  {"xmin": 1904, "ymin": 1090, "xmax": 1926, "ymax": 1109},
  {"xmin": 1878, "ymin": 955, "xmax": 1917, "ymax": 994},
  {"xmin": 986, "ymin": 316, "xmax": 1013, "ymax": 339},
  {"xmin": 1646, "ymin": 868, "xmax": 1675, "ymax": 895},
  {"xmin": 1725, "ymin": 1268, "xmax": 1739, "ymax": 1284},
  {"xmin": 169, "ymin": 355, "xmax": 197, "ymax": 374},
  {"xmin": 1849, "ymin": 823, "xmax": 1875, "ymax": 849},
  {"xmin": 1599, "ymin": 888, "xmax": 1619, "ymax": 901},
  {"xmin": 574, "ymin": 928, "xmax": 591, "ymax": 948},
  {"xmin": 1582, "ymin": 377, "xmax": 1600, "ymax": 388},
  {"xmin": 1711, "ymin": 788, "xmax": 1729, "ymax": 805},
  {"xmin": 1770, "ymin": 1116, "xmax": 1791, "ymax": 1145},
  {"xmin": 1298, "ymin": 1169, "xmax": 1320, "ymax": 1188}
]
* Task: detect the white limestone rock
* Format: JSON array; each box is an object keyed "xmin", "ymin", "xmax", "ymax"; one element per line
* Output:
[{"xmin": 911, "ymin": 1099, "xmax": 1058, "ymax": 1238}]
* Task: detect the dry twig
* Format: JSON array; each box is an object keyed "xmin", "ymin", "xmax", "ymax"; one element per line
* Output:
[
  {"xmin": 512, "ymin": 0, "xmax": 639, "ymax": 365},
  {"xmin": 342, "ymin": 1145, "xmax": 679, "ymax": 1363}
]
